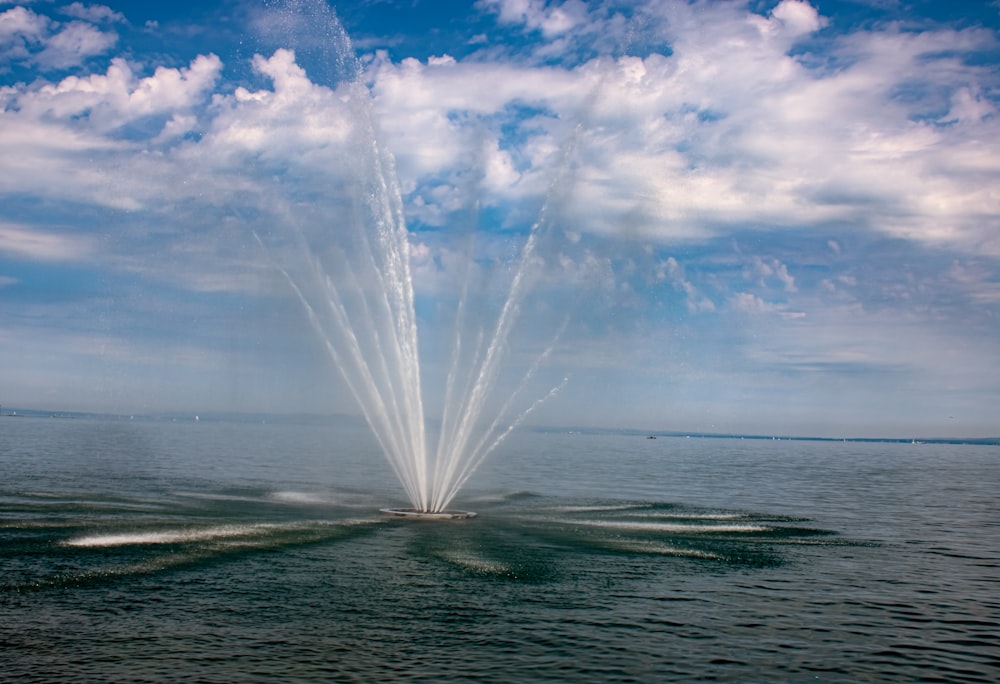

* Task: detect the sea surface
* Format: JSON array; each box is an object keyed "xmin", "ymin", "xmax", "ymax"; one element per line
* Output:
[{"xmin": 1, "ymin": 416, "xmax": 998, "ymax": 682}]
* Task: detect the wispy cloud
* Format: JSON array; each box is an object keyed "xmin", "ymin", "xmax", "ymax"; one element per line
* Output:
[
  {"xmin": 0, "ymin": 222, "xmax": 95, "ymax": 261},
  {"xmin": 59, "ymin": 2, "xmax": 125, "ymax": 24}
]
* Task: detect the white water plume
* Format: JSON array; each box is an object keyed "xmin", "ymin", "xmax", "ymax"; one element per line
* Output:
[{"xmin": 253, "ymin": 0, "xmax": 600, "ymax": 512}]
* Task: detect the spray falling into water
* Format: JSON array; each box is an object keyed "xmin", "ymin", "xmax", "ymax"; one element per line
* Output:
[{"xmin": 252, "ymin": 0, "xmax": 592, "ymax": 512}]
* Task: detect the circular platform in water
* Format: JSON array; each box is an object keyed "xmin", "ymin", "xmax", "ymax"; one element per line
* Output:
[{"xmin": 379, "ymin": 508, "xmax": 477, "ymax": 520}]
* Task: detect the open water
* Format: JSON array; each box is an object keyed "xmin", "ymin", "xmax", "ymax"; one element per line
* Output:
[{"xmin": 1, "ymin": 416, "xmax": 998, "ymax": 682}]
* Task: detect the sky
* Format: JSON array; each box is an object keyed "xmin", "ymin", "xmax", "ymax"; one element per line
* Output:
[{"xmin": 1, "ymin": 0, "xmax": 999, "ymax": 438}]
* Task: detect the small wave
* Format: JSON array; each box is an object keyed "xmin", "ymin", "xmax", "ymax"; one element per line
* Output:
[
  {"xmin": 172, "ymin": 491, "xmax": 268, "ymax": 503},
  {"xmin": 438, "ymin": 550, "xmax": 516, "ymax": 576},
  {"xmin": 174, "ymin": 490, "xmax": 376, "ymax": 509},
  {"xmin": 463, "ymin": 490, "xmax": 539, "ymax": 504},
  {"xmin": 546, "ymin": 504, "xmax": 646, "ymax": 513},
  {"xmin": 0, "ymin": 519, "xmax": 103, "ymax": 530},
  {"xmin": 598, "ymin": 539, "xmax": 723, "ymax": 560},
  {"xmin": 627, "ymin": 512, "xmax": 749, "ymax": 520},
  {"xmin": 3, "ymin": 495, "xmax": 168, "ymax": 512},
  {"xmin": 569, "ymin": 519, "xmax": 771, "ymax": 534}
]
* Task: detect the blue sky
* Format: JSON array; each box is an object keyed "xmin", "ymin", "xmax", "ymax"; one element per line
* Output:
[{"xmin": 1, "ymin": 0, "xmax": 999, "ymax": 438}]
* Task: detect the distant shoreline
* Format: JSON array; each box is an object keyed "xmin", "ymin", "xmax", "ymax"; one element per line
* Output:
[
  {"xmin": 2, "ymin": 406, "xmax": 997, "ymax": 447},
  {"xmin": 546, "ymin": 426, "xmax": 1000, "ymax": 447}
]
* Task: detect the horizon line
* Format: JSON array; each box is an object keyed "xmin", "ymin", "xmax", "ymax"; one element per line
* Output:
[{"xmin": 2, "ymin": 405, "xmax": 997, "ymax": 446}]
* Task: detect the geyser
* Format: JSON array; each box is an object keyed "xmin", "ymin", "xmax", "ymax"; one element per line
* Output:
[{"xmin": 254, "ymin": 0, "xmax": 571, "ymax": 513}]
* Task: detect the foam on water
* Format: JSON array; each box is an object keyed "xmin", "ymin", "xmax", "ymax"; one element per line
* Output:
[
  {"xmin": 268, "ymin": 491, "xmax": 336, "ymax": 505},
  {"xmin": 62, "ymin": 519, "xmax": 381, "ymax": 548},
  {"xmin": 63, "ymin": 524, "xmax": 286, "ymax": 547}
]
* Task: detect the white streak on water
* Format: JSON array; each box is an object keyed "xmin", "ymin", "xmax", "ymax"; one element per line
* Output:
[
  {"xmin": 267, "ymin": 491, "xmax": 343, "ymax": 505},
  {"xmin": 628, "ymin": 512, "xmax": 750, "ymax": 520},
  {"xmin": 64, "ymin": 524, "xmax": 282, "ymax": 547},
  {"xmin": 569, "ymin": 520, "xmax": 771, "ymax": 534},
  {"xmin": 598, "ymin": 540, "xmax": 723, "ymax": 560},
  {"xmin": 62, "ymin": 519, "xmax": 380, "ymax": 548}
]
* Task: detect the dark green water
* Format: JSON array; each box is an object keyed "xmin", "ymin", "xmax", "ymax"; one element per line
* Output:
[{"xmin": 2, "ymin": 417, "xmax": 998, "ymax": 681}]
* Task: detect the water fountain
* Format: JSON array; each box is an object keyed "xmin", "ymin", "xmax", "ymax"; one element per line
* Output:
[{"xmin": 252, "ymin": 0, "xmax": 573, "ymax": 516}]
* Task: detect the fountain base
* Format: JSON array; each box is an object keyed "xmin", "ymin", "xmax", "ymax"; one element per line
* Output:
[{"xmin": 379, "ymin": 508, "xmax": 477, "ymax": 520}]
